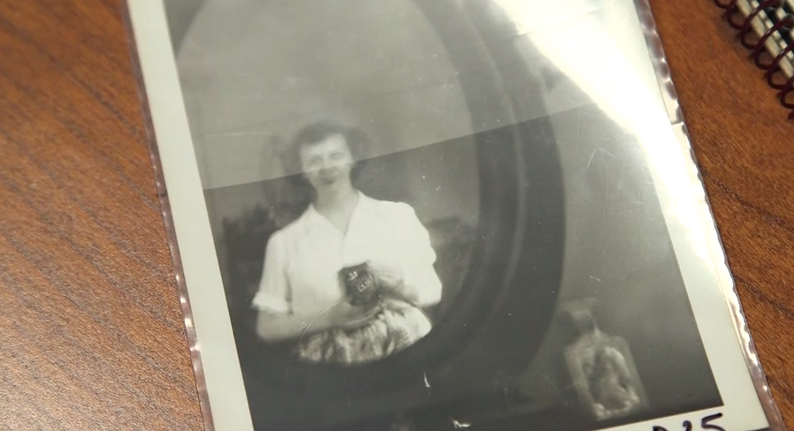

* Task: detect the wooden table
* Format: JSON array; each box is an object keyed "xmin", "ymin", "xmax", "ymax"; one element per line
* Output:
[{"xmin": 0, "ymin": 1, "xmax": 791, "ymax": 430}]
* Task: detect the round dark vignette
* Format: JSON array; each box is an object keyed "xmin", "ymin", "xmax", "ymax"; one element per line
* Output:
[{"xmin": 234, "ymin": 0, "xmax": 566, "ymax": 409}]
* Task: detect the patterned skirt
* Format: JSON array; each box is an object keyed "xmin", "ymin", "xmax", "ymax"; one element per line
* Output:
[{"xmin": 296, "ymin": 304, "xmax": 431, "ymax": 365}]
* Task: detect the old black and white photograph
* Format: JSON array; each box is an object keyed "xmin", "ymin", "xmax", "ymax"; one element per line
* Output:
[{"xmin": 125, "ymin": 0, "xmax": 776, "ymax": 430}]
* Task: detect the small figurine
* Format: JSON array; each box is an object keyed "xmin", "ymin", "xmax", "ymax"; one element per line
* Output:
[{"xmin": 563, "ymin": 299, "xmax": 648, "ymax": 420}]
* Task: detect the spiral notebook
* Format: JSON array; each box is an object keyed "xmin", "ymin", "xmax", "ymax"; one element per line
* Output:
[{"xmin": 717, "ymin": 0, "xmax": 794, "ymax": 117}]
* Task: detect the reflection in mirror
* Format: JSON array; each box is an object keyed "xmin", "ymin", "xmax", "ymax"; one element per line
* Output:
[{"xmin": 216, "ymin": 127, "xmax": 480, "ymax": 366}]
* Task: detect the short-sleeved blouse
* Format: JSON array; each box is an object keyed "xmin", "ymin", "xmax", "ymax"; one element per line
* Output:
[{"xmin": 252, "ymin": 193, "xmax": 442, "ymax": 316}]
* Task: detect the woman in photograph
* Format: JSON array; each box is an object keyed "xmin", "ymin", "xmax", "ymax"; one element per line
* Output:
[{"xmin": 251, "ymin": 121, "xmax": 443, "ymax": 364}]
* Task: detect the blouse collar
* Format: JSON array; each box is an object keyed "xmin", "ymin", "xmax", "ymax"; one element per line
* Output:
[{"xmin": 301, "ymin": 191, "xmax": 371, "ymax": 234}]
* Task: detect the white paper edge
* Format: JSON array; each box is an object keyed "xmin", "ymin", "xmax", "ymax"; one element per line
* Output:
[
  {"xmin": 126, "ymin": 1, "xmax": 255, "ymax": 430},
  {"xmin": 123, "ymin": 1, "xmax": 775, "ymax": 430}
]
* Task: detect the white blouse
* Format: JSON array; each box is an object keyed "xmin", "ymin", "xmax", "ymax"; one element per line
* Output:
[{"xmin": 252, "ymin": 193, "xmax": 442, "ymax": 316}]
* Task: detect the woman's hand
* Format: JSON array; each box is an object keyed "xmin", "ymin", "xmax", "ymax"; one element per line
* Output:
[
  {"xmin": 367, "ymin": 261, "xmax": 405, "ymax": 290},
  {"xmin": 369, "ymin": 261, "xmax": 425, "ymax": 304},
  {"xmin": 321, "ymin": 302, "xmax": 381, "ymax": 330},
  {"xmin": 368, "ymin": 260, "xmax": 442, "ymax": 307}
]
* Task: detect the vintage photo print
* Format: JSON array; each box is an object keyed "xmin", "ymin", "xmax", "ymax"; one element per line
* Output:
[{"xmin": 126, "ymin": 0, "xmax": 775, "ymax": 430}]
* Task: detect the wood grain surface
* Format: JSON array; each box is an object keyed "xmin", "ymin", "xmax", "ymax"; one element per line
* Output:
[{"xmin": 0, "ymin": 1, "xmax": 791, "ymax": 430}]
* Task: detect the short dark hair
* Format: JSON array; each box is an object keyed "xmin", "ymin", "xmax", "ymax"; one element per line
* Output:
[{"xmin": 282, "ymin": 121, "xmax": 371, "ymax": 184}]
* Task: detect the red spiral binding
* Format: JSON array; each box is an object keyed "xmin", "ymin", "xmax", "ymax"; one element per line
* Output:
[{"xmin": 715, "ymin": 0, "xmax": 794, "ymax": 118}]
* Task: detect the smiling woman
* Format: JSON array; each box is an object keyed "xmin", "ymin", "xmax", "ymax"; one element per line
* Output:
[{"xmin": 252, "ymin": 121, "xmax": 443, "ymax": 364}]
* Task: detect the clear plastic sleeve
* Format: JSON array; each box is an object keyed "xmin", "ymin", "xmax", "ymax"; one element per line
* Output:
[{"xmin": 123, "ymin": 0, "xmax": 786, "ymax": 429}]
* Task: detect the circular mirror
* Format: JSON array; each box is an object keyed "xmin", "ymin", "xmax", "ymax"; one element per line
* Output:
[{"xmin": 175, "ymin": 0, "xmax": 565, "ymax": 428}]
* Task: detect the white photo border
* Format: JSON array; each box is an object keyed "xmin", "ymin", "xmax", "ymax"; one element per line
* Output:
[
  {"xmin": 126, "ymin": 1, "xmax": 254, "ymax": 429},
  {"xmin": 124, "ymin": 0, "xmax": 776, "ymax": 430}
]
